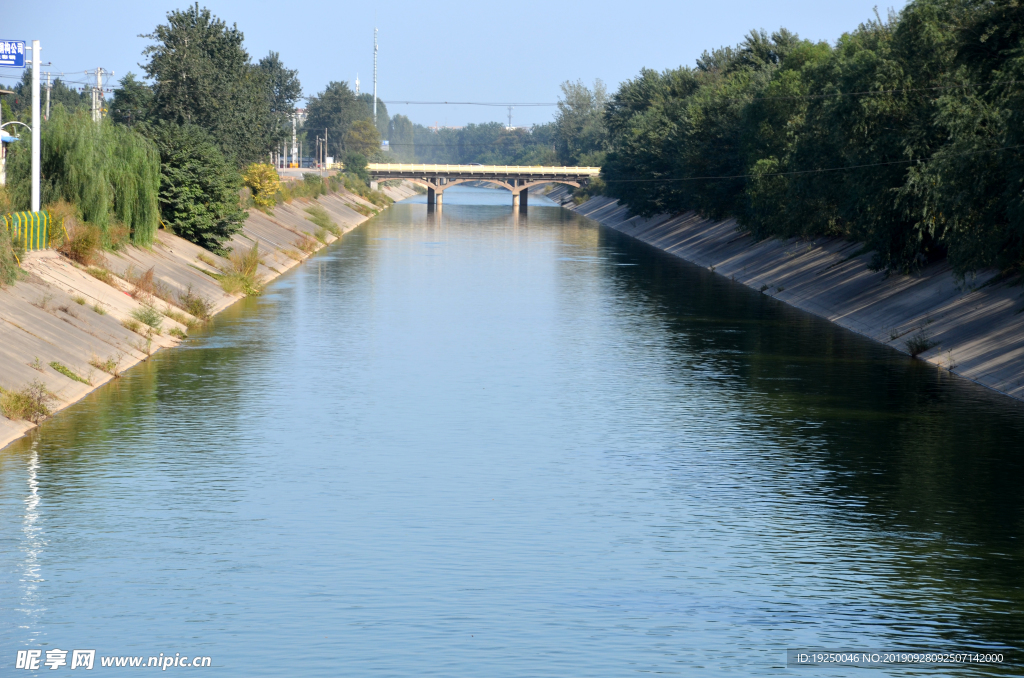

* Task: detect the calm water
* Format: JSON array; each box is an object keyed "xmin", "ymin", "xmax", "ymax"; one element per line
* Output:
[{"xmin": 3, "ymin": 186, "xmax": 1024, "ymax": 676}]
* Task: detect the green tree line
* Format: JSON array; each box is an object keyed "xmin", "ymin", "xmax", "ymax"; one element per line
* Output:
[
  {"xmin": 384, "ymin": 118, "xmax": 558, "ymax": 165},
  {"xmin": 3, "ymin": 4, "xmax": 302, "ymax": 251},
  {"xmin": 596, "ymin": 0, "xmax": 1024, "ymax": 277}
]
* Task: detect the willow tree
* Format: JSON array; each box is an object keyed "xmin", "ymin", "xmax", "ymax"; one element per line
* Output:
[{"xmin": 5, "ymin": 106, "xmax": 160, "ymax": 245}]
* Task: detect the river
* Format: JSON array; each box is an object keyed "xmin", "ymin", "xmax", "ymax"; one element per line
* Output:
[{"xmin": 2, "ymin": 186, "xmax": 1023, "ymax": 676}]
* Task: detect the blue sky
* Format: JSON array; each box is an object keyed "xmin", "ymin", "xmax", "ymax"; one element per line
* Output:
[{"xmin": 3, "ymin": 0, "xmax": 907, "ymax": 129}]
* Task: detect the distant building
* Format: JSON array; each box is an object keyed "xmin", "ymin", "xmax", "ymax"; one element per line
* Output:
[{"xmin": 380, "ymin": 140, "xmax": 390, "ymax": 152}]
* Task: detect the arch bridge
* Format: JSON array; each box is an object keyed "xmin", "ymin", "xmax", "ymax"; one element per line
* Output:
[{"xmin": 366, "ymin": 163, "xmax": 600, "ymax": 207}]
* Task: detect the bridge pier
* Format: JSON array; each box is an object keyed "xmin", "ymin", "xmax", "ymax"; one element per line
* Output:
[
  {"xmin": 436, "ymin": 191, "xmax": 444, "ymax": 207},
  {"xmin": 512, "ymin": 193, "xmax": 519, "ymax": 208},
  {"xmin": 427, "ymin": 187, "xmax": 435, "ymax": 205},
  {"xmin": 520, "ymin": 188, "xmax": 528, "ymax": 210}
]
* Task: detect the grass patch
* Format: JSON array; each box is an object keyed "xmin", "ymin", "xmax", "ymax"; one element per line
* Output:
[
  {"xmin": 28, "ymin": 357, "xmax": 44, "ymax": 372},
  {"xmin": 92, "ymin": 303, "xmax": 106, "ymax": 315},
  {"xmin": 220, "ymin": 244, "xmax": 264, "ymax": 296},
  {"xmin": 313, "ymin": 226, "xmax": 330, "ymax": 244},
  {"xmin": 58, "ymin": 303, "xmax": 79, "ymax": 318},
  {"xmin": 131, "ymin": 304, "xmax": 163, "ymax": 332},
  {"xmin": 86, "ymin": 267, "xmax": 115, "ymax": 286},
  {"xmin": 0, "ymin": 219, "xmax": 24, "ymax": 288},
  {"xmin": 122, "ymin": 318, "xmax": 142, "ymax": 333},
  {"xmin": 0, "ymin": 381, "xmax": 57, "ymax": 422},
  {"xmin": 283, "ymin": 248, "xmax": 303, "ymax": 260},
  {"xmin": 169, "ymin": 327, "xmax": 187, "ymax": 340},
  {"xmin": 72, "ymin": 295, "xmax": 87, "ymax": 305},
  {"xmin": 89, "ymin": 354, "xmax": 121, "ymax": 377},
  {"xmin": 59, "ymin": 223, "xmax": 103, "ymax": 266},
  {"xmin": 197, "ymin": 252, "xmax": 218, "ymax": 268},
  {"xmin": 304, "ymin": 204, "xmax": 342, "ymax": 237},
  {"xmin": 295, "ymin": 235, "xmax": 319, "ymax": 254},
  {"xmin": 178, "ymin": 285, "xmax": 212, "ymax": 321},
  {"xmin": 906, "ymin": 332, "xmax": 936, "ymax": 357},
  {"xmin": 128, "ymin": 337, "xmax": 153, "ymax": 356},
  {"xmin": 49, "ymin": 361, "xmax": 91, "ymax": 385}
]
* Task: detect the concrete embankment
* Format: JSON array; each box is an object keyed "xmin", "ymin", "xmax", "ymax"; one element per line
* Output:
[
  {"xmin": 0, "ymin": 180, "xmax": 418, "ymax": 449},
  {"xmin": 547, "ymin": 185, "xmax": 1024, "ymax": 403}
]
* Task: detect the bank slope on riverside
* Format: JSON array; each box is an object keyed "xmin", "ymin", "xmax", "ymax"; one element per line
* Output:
[
  {"xmin": 549, "ymin": 187, "xmax": 1024, "ymax": 403},
  {"xmin": 0, "ymin": 181, "xmax": 418, "ymax": 449}
]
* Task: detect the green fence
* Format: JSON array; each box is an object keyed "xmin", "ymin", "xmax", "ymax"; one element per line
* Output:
[{"xmin": 2, "ymin": 211, "xmax": 60, "ymax": 251}]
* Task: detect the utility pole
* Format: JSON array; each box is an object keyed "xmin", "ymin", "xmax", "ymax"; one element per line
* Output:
[
  {"xmin": 372, "ymin": 27, "xmax": 378, "ymax": 126},
  {"xmin": 290, "ymin": 113, "xmax": 297, "ymax": 168},
  {"xmin": 324, "ymin": 127, "xmax": 328, "ymax": 174},
  {"xmin": 507, "ymin": 105, "xmax": 513, "ymax": 128},
  {"xmin": 90, "ymin": 68, "xmax": 110, "ymax": 123},
  {"xmin": 44, "ymin": 72, "xmax": 51, "ymax": 121},
  {"xmin": 31, "ymin": 40, "xmax": 40, "ymax": 211}
]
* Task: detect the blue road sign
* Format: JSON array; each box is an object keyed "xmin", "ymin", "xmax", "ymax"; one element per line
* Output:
[{"xmin": 0, "ymin": 41, "xmax": 26, "ymax": 67}]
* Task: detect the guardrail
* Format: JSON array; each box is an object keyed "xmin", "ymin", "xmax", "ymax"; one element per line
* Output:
[{"xmin": 366, "ymin": 164, "xmax": 601, "ymax": 175}]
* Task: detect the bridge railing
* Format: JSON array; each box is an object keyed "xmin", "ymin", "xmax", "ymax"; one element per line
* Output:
[{"xmin": 365, "ymin": 164, "xmax": 601, "ymax": 175}]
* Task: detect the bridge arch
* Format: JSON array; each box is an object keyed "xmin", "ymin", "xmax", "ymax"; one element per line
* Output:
[{"xmin": 366, "ymin": 163, "xmax": 599, "ymax": 207}]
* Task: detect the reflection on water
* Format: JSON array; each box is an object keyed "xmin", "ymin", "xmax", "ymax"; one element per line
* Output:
[{"xmin": 1, "ymin": 186, "xmax": 1023, "ymax": 676}]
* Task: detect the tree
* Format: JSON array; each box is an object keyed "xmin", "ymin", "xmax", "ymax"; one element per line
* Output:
[
  {"xmin": 388, "ymin": 114, "xmax": 414, "ymax": 160},
  {"xmin": 345, "ymin": 119, "xmax": 381, "ymax": 156},
  {"xmin": 7, "ymin": 70, "xmax": 88, "ymax": 118},
  {"xmin": 259, "ymin": 51, "xmax": 301, "ymax": 145},
  {"xmin": 4, "ymin": 106, "xmax": 160, "ymax": 245},
  {"xmin": 146, "ymin": 121, "xmax": 247, "ymax": 252},
  {"xmin": 259, "ymin": 51, "xmax": 302, "ymax": 117},
  {"xmin": 342, "ymin": 152, "xmax": 370, "ymax": 184},
  {"xmin": 554, "ymin": 79, "xmax": 609, "ymax": 165},
  {"xmin": 355, "ymin": 93, "xmax": 389, "ymax": 138},
  {"xmin": 140, "ymin": 4, "xmax": 276, "ymax": 166},
  {"xmin": 304, "ymin": 81, "xmax": 360, "ymax": 159},
  {"xmin": 110, "ymin": 73, "xmax": 154, "ymax": 127}
]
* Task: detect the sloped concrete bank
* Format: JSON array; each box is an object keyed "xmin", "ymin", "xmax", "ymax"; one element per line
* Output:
[
  {"xmin": 548, "ymin": 185, "xmax": 1024, "ymax": 403},
  {"xmin": 0, "ymin": 181, "xmax": 418, "ymax": 449}
]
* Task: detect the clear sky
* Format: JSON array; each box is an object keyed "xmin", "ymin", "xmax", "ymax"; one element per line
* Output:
[{"xmin": 3, "ymin": 0, "xmax": 908, "ymax": 129}]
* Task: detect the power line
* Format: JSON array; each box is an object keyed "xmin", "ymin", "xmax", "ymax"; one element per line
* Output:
[{"xmin": 382, "ymin": 101, "xmax": 557, "ymax": 107}]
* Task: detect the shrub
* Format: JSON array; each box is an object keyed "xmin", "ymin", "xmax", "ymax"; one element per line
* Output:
[
  {"xmin": 58, "ymin": 222, "xmax": 103, "ymax": 266},
  {"xmin": 178, "ymin": 285, "xmax": 212, "ymax": 320},
  {"xmin": 295, "ymin": 235, "xmax": 318, "ymax": 254},
  {"xmin": 131, "ymin": 304, "xmax": 163, "ymax": 331},
  {"xmin": 169, "ymin": 327, "xmax": 187, "ymax": 339},
  {"xmin": 89, "ymin": 354, "xmax": 121, "ymax": 377},
  {"xmin": 906, "ymin": 332, "xmax": 935, "ymax": 357},
  {"xmin": 0, "ymin": 224, "xmax": 23, "ymax": 287},
  {"xmin": 125, "ymin": 265, "xmax": 157, "ymax": 299},
  {"xmin": 243, "ymin": 163, "xmax": 280, "ymax": 208},
  {"xmin": 147, "ymin": 121, "xmax": 246, "ymax": 252},
  {"xmin": 121, "ymin": 318, "xmax": 142, "ymax": 333},
  {"xmin": 0, "ymin": 381, "xmax": 57, "ymax": 422},
  {"xmin": 220, "ymin": 243, "xmax": 264, "ymax": 296},
  {"xmin": 303, "ymin": 173, "xmax": 325, "ymax": 198},
  {"xmin": 86, "ymin": 267, "xmax": 115, "ymax": 285}
]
